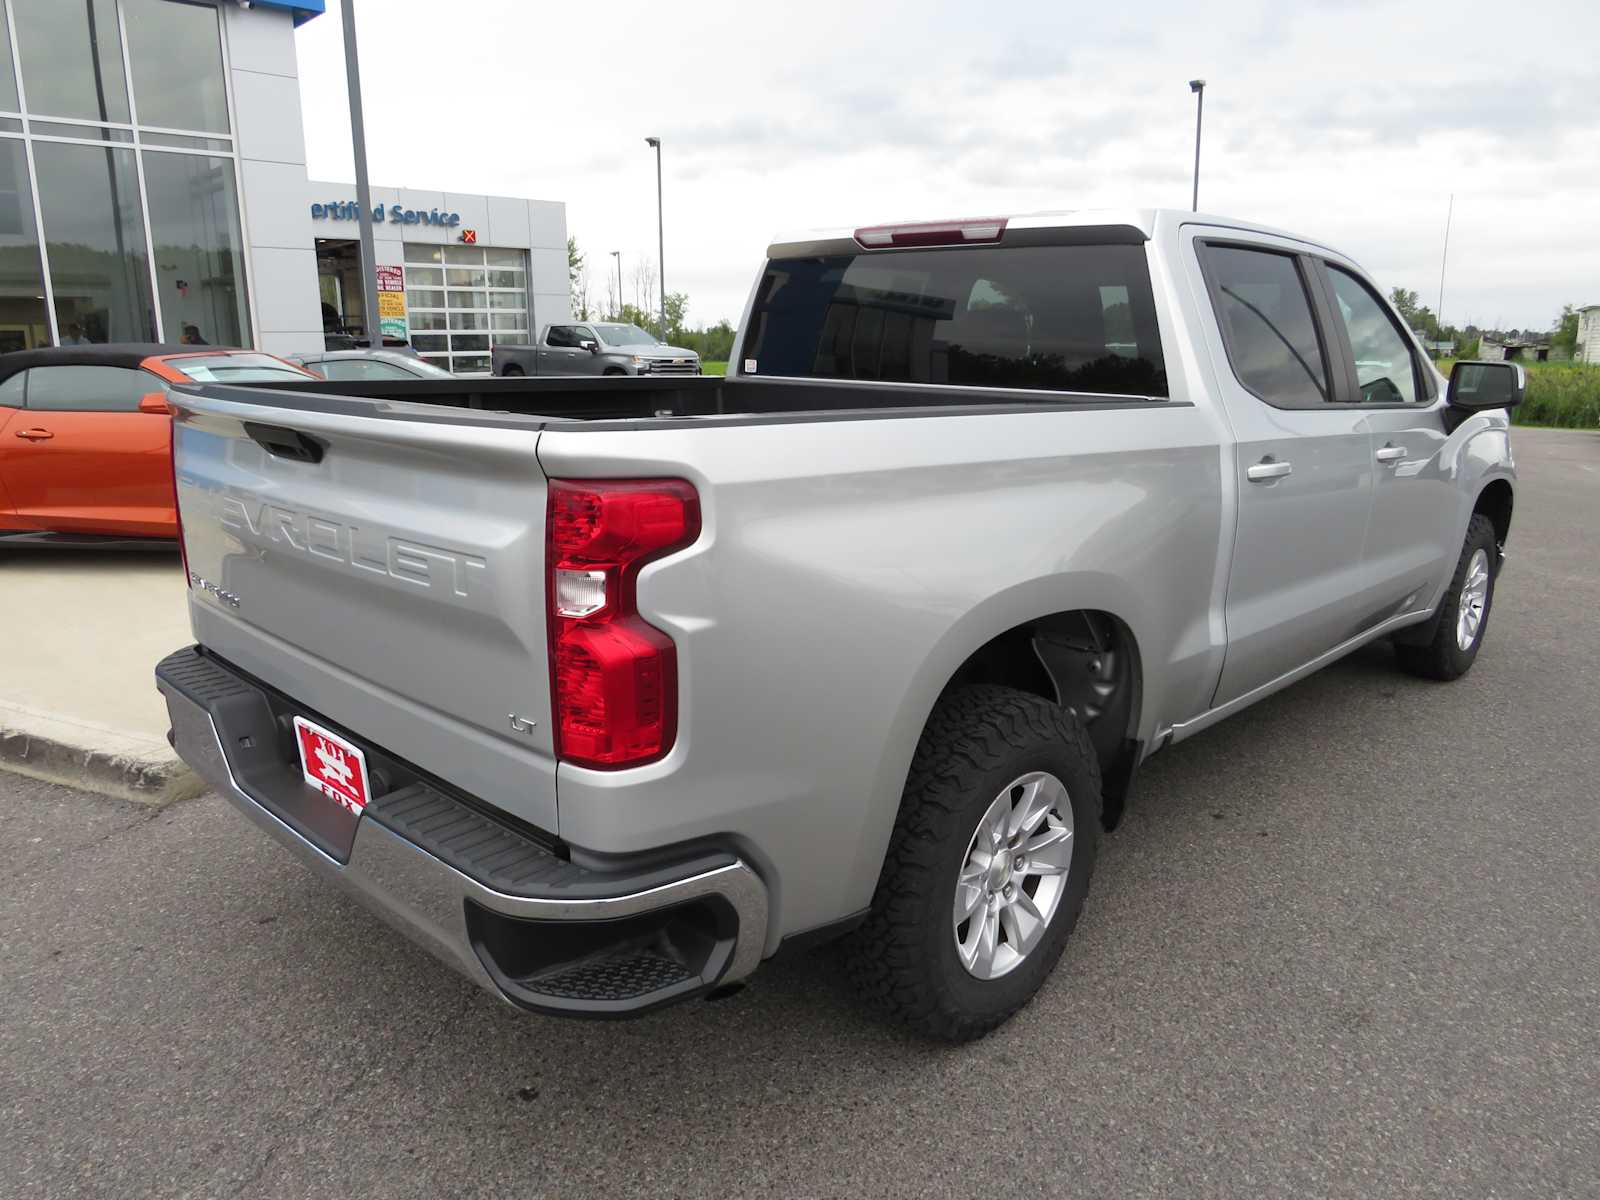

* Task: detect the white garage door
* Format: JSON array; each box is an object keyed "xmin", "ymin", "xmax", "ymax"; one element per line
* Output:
[{"xmin": 403, "ymin": 243, "xmax": 531, "ymax": 374}]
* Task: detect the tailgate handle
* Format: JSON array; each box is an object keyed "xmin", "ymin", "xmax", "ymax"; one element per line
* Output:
[{"xmin": 244, "ymin": 422, "xmax": 325, "ymax": 464}]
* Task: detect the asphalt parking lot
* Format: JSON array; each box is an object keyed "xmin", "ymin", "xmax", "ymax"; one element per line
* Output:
[{"xmin": 4, "ymin": 427, "xmax": 1597, "ymax": 1199}]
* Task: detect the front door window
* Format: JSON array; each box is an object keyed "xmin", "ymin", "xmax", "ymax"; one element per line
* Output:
[{"xmin": 1326, "ymin": 267, "xmax": 1420, "ymax": 406}]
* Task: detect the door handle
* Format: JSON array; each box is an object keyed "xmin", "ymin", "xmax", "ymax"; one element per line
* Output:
[
  {"xmin": 1375, "ymin": 444, "xmax": 1407, "ymax": 464},
  {"xmin": 14, "ymin": 428, "xmax": 53, "ymax": 441},
  {"xmin": 1246, "ymin": 458, "xmax": 1293, "ymax": 482}
]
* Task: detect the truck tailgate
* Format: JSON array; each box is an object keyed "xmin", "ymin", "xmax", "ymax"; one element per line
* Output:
[{"xmin": 170, "ymin": 387, "xmax": 558, "ymax": 832}]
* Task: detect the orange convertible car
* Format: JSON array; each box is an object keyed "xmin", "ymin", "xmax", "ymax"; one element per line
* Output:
[{"xmin": 0, "ymin": 344, "xmax": 313, "ymax": 547}]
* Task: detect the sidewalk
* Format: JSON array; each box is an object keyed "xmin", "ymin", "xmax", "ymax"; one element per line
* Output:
[{"xmin": 0, "ymin": 549, "xmax": 202, "ymax": 804}]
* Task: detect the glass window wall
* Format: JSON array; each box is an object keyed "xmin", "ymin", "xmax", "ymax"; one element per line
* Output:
[
  {"xmin": 144, "ymin": 150, "xmax": 249, "ymax": 346},
  {"xmin": 0, "ymin": 5, "xmax": 18, "ymax": 112},
  {"xmin": 12, "ymin": 0, "xmax": 131, "ymax": 123},
  {"xmin": 0, "ymin": 0, "xmax": 252, "ymax": 347},
  {"xmin": 123, "ymin": 0, "xmax": 230, "ymax": 133},
  {"xmin": 33, "ymin": 140, "xmax": 155, "ymax": 342},
  {"xmin": 0, "ymin": 139, "xmax": 48, "ymax": 350}
]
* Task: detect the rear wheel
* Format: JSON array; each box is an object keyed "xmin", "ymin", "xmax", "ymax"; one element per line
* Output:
[
  {"xmin": 845, "ymin": 685, "xmax": 1101, "ymax": 1041},
  {"xmin": 1395, "ymin": 513, "xmax": 1499, "ymax": 681},
  {"xmin": 501, "ymin": 363, "xmax": 524, "ymax": 377}
]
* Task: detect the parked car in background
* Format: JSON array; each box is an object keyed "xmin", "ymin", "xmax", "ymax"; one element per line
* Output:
[
  {"xmin": 0, "ymin": 345, "xmax": 312, "ymax": 547},
  {"xmin": 156, "ymin": 209, "xmax": 1520, "ymax": 1041},
  {"xmin": 321, "ymin": 332, "xmax": 420, "ymax": 355},
  {"xmin": 288, "ymin": 349, "xmax": 454, "ymax": 382},
  {"xmin": 492, "ymin": 322, "xmax": 702, "ymax": 377}
]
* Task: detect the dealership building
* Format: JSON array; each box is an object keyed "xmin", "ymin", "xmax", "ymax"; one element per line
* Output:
[{"xmin": 0, "ymin": 0, "xmax": 569, "ymax": 372}]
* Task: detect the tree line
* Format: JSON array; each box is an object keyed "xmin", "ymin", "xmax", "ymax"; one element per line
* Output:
[
  {"xmin": 568, "ymin": 238, "xmax": 736, "ymax": 362},
  {"xmin": 1390, "ymin": 287, "xmax": 1586, "ymax": 358}
]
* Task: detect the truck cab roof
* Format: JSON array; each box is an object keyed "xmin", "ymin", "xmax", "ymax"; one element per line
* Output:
[{"xmin": 767, "ymin": 207, "xmax": 1345, "ymax": 261}]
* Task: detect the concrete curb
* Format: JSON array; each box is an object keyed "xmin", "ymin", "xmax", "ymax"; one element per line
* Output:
[{"xmin": 0, "ymin": 700, "xmax": 205, "ymax": 807}]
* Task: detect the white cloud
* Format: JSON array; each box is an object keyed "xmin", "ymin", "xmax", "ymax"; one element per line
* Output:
[{"xmin": 297, "ymin": 0, "xmax": 1600, "ymax": 332}]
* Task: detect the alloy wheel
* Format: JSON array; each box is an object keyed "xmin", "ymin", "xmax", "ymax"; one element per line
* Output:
[
  {"xmin": 1456, "ymin": 547, "xmax": 1490, "ymax": 651},
  {"xmin": 952, "ymin": 771, "xmax": 1074, "ymax": 980}
]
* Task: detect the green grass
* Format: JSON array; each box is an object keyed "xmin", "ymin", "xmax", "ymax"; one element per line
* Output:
[
  {"xmin": 701, "ymin": 361, "xmax": 727, "ymax": 376},
  {"xmin": 1512, "ymin": 362, "xmax": 1600, "ymax": 429}
]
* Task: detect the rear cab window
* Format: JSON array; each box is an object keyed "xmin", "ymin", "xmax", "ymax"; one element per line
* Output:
[{"xmin": 739, "ymin": 239, "xmax": 1167, "ymax": 397}]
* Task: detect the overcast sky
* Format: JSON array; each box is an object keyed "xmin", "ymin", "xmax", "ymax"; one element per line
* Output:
[{"xmin": 296, "ymin": 0, "xmax": 1599, "ymax": 333}]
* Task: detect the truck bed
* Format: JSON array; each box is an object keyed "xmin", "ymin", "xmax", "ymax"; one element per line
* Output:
[{"xmin": 222, "ymin": 373, "xmax": 1176, "ymax": 427}]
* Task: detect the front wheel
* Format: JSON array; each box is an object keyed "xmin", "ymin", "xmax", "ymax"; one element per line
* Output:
[
  {"xmin": 1395, "ymin": 513, "xmax": 1499, "ymax": 681},
  {"xmin": 845, "ymin": 686, "xmax": 1101, "ymax": 1042}
]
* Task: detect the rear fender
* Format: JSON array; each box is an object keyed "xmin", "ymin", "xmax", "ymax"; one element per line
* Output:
[{"xmin": 846, "ymin": 571, "xmax": 1155, "ymax": 899}]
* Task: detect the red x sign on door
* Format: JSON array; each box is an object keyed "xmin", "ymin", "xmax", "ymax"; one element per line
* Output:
[{"xmin": 460, "ymin": 228, "xmax": 477, "ymax": 244}]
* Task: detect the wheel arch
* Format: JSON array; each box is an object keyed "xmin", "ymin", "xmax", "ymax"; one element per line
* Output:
[
  {"xmin": 940, "ymin": 610, "xmax": 1145, "ymax": 827},
  {"xmin": 860, "ymin": 576, "xmax": 1153, "ymax": 888},
  {"xmin": 1473, "ymin": 476, "xmax": 1514, "ymax": 549}
]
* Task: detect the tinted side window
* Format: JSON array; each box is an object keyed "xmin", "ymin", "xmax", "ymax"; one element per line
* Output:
[
  {"xmin": 1202, "ymin": 245, "xmax": 1329, "ymax": 406},
  {"xmin": 0, "ymin": 371, "xmax": 24, "ymax": 407},
  {"xmin": 25, "ymin": 365, "xmax": 150, "ymax": 412},
  {"xmin": 546, "ymin": 326, "xmax": 574, "ymax": 348},
  {"xmin": 741, "ymin": 243, "xmax": 1167, "ymax": 397},
  {"xmin": 1326, "ymin": 266, "xmax": 1419, "ymax": 405}
]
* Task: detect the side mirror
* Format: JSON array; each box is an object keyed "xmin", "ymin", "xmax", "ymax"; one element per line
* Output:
[
  {"xmin": 1447, "ymin": 360, "xmax": 1524, "ymax": 414},
  {"xmin": 580, "ymin": 339, "xmax": 599, "ymax": 354},
  {"xmin": 138, "ymin": 391, "xmax": 171, "ymax": 415}
]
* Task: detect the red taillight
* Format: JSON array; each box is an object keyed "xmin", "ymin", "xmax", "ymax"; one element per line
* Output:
[
  {"xmin": 546, "ymin": 479, "xmax": 700, "ymax": 769},
  {"xmin": 853, "ymin": 217, "xmax": 1008, "ymax": 248}
]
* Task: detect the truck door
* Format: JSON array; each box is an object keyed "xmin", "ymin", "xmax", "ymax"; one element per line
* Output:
[
  {"xmin": 539, "ymin": 325, "xmax": 584, "ymax": 375},
  {"xmin": 1189, "ymin": 234, "xmax": 1377, "ymax": 707},
  {"xmin": 1312, "ymin": 259, "xmax": 1455, "ymax": 617},
  {"xmin": 573, "ymin": 326, "xmax": 604, "ymax": 374}
]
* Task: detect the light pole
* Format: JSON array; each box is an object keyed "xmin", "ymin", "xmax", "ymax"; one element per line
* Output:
[
  {"xmin": 609, "ymin": 250, "xmax": 622, "ymax": 319},
  {"xmin": 1436, "ymin": 193, "xmax": 1454, "ymax": 347},
  {"xmin": 1188, "ymin": 79, "xmax": 1206, "ymax": 213},
  {"xmin": 645, "ymin": 136, "xmax": 666, "ymax": 343},
  {"xmin": 342, "ymin": 0, "xmax": 380, "ymax": 346}
]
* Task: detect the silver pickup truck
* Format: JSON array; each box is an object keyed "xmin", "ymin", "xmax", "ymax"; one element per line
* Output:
[
  {"xmin": 156, "ymin": 209, "xmax": 1520, "ymax": 1041},
  {"xmin": 491, "ymin": 321, "xmax": 702, "ymax": 378}
]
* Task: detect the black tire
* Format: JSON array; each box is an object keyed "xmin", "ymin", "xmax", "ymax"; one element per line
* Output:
[
  {"xmin": 1395, "ymin": 513, "xmax": 1499, "ymax": 681},
  {"xmin": 501, "ymin": 364, "xmax": 524, "ymax": 377},
  {"xmin": 845, "ymin": 685, "xmax": 1101, "ymax": 1042},
  {"xmin": 603, "ymin": 367, "xmax": 627, "ymax": 376}
]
